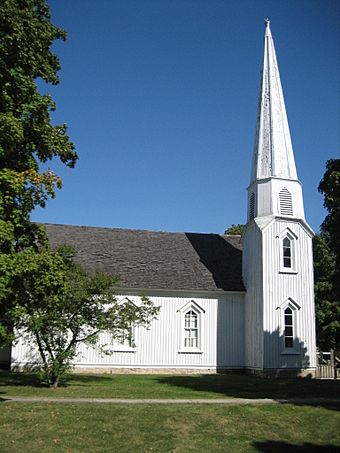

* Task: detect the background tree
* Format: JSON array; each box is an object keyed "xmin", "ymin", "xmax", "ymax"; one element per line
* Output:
[
  {"xmin": 0, "ymin": 0, "xmax": 77, "ymax": 344},
  {"xmin": 313, "ymin": 232, "xmax": 340, "ymax": 350},
  {"xmin": 318, "ymin": 159, "xmax": 340, "ymax": 295},
  {"xmin": 224, "ymin": 224, "xmax": 244, "ymax": 235},
  {"xmin": 12, "ymin": 246, "xmax": 159, "ymax": 387},
  {"xmin": 314, "ymin": 159, "xmax": 340, "ymax": 350}
]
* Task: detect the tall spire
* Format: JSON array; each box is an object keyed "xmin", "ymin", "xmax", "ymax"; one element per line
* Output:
[{"xmin": 250, "ymin": 19, "xmax": 298, "ymax": 184}]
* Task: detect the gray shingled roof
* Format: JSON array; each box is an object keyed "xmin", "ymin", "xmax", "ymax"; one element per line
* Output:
[{"xmin": 45, "ymin": 224, "xmax": 244, "ymax": 292}]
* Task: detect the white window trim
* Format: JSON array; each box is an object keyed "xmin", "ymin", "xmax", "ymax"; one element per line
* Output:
[
  {"xmin": 278, "ymin": 228, "xmax": 298, "ymax": 274},
  {"xmin": 276, "ymin": 298, "xmax": 301, "ymax": 355},
  {"xmin": 111, "ymin": 325, "xmax": 136, "ymax": 352},
  {"xmin": 111, "ymin": 297, "xmax": 137, "ymax": 352},
  {"xmin": 177, "ymin": 300, "xmax": 205, "ymax": 354}
]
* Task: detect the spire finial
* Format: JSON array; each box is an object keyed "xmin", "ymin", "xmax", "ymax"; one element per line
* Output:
[{"xmin": 264, "ymin": 18, "xmax": 271, "ymax": 37}]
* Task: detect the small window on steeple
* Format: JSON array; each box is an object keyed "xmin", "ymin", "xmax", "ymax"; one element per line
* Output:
[
  {"xmin": 279, "ymin": 188, "xmax": 293, "ymax": 216},
  {"xmin": 284, "ymin": 307, "xmax": 294, "ymax": 348},
  {"xmin": 249, "ymin": 193, "xmax": 255, "ymax": 219},
  {"xmin": 278, "ymin": 229, "xmax": 298, "ymax": 273},
  {"xmin": 283, "ymin": 237, "xmax": 292, "ymax": 268}
]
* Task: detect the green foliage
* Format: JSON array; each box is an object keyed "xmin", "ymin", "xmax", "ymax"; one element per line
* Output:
[
  {"xmin": 0, "ymin": 0, "xmax": 78, "ymax": 344},
  {"xmin": 224, "ymin": 224, "xmax": 244, "ymax": 235},
  {"xmin": 314, "ymin": 159, "xmax": 340, "ymax": 350},
  {"xmin": 318, "ymin": 159, "xmax": 340, "ymax": 294},
  {"xmin": 0, "ymin": 0, "xmax": 77, "ymax": 249},
  {"xmin": 10, "ymin": 246, "xmax": 159, "ymax": 387},
  {"xmin": 313, "ymin": 233, "xmax": 340, "ymax": 350}
]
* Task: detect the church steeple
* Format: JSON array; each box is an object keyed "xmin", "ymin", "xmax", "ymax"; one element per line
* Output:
[
  {"xmin": 251, "ymin": 19, "xmax": 298, "ymax": 183},
  {"xmin": 247, "ymin": 20, "xmax": 306, "ymax": 222},
  {"xmin": 242, "ymin": 21, "xmax": 316, "ymax": 377}
]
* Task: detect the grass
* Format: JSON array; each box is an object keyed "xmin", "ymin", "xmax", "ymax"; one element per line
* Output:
[
  {"xmin": 0, "ymin": 402, "xmax": 339, "ymax": 452},
  {"xmin": 1, "ymin": 372, "xmax": 339, "ymax": 452},
  {"xmin": 0, "ymin": 371, "xmax": 340, "ymax": 399}
]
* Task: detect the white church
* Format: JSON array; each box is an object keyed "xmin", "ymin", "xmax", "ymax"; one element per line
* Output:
[{"xmin": 9, "ymin": 21, "xmax": 317, "ymax": 376}]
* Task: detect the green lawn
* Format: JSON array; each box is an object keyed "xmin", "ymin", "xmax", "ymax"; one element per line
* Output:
[
  {"xmin": 1, "ymin": 371, "xmax": 339, "ymax": 399},
  {"xmin": 0, "ymin": 402, "xmax": 339, "ymax": 452}
]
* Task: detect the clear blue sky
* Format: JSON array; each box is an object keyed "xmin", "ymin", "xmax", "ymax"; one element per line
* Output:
[{"xmin": 32, "ymin": 0, "xmax": 340, "ymax": 234}]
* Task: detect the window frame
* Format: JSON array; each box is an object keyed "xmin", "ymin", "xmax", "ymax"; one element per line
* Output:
[
  {"xmin": 277, "ymin": 298, "xmax": 301, "ymax": 355},
  {"xmin": 278, "ymin": 228, "xmax": 298, "ymax": 274},
  {"xmin": 178, "ymin": 300, "xmax": 205, "ymax": 354}
]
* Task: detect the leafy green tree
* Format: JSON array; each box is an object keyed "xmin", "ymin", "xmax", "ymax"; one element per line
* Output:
[
  {"xmin": 314, "ymin": 159, "xmax": 340, "ymax": 350},
  {"xmin": 313, "ymin": 233, "xmax": 340, "ymax": 350},
  {"xmin": 11, "ymin": 246, "xmax": 159, "ymax": 387},
  {"xmin": 0, "ymin": 0, "xmax": 77, "ymax": 344},
  {"xmin": 224, "ymin": 224, "xmax": 244, "ymax": 235},
  {"xmin": 318, "ymin": 159, "xmax": 340, "ymax": 295}
]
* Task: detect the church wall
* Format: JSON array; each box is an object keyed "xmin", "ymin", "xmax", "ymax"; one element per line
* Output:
[
  {"xmin": 242, "ymin": 222, "xmax": 264, "ymax": 370},
  {"xmin": 10, "ymin": 292, "xmax": 245, "ymax": 371},
  {"xmin": 262, "ymin": 220, "xmax": 316, "ymax": 371}
]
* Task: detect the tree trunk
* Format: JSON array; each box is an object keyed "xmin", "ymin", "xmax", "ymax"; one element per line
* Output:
[{"xmin": 50, "ymin": 375, "xmax": 59, "ymax": 388}]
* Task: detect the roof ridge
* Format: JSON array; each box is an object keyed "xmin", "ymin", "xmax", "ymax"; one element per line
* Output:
[{"xmin": 42, "ymin": 223, "xmax": 224, "ymax": 236}]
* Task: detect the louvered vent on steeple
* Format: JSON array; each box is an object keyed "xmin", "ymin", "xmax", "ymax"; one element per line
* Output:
[
  {"xmin": 249, "ymin": 192, "xmax": 255, "ymax": 219},
  {"xmin": 279, "ymin": 188, "xmax": 293, "ymax": 216}
]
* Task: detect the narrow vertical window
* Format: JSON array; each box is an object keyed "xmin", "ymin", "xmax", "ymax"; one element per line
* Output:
[
  {"xmin": 284, "ymin": 307, "xmax": 294, "ymax": 348},
  {"xmin": 283, "ymin": 237, "xmax": 292, "ymax": 268},
  {"xmin": 178, "ymin": 300, "xmax": 204, "ymax": 353},
  {"xmin": 184, "ymin": 310, "xmax": 198, "ymax": 348}
]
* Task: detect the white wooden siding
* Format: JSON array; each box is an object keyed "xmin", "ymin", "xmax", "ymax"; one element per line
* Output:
[
  {"xmin": 243, "ymin": 217, "xmax": 316, "ymax": 372},
  {"xmin": 11, "ymin": 292, "xmax": 245, "ymax": 370},
  {"xmin": 262, "ymin": 220, "xmax": 316, "ymax": 369},
  {"xmin": 242, "ymin": 222, "xmax": 264, "ymax": 370}
]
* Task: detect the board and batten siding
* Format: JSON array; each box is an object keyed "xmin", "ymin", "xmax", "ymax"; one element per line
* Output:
[
  {"xmin": 10, "ymin": 292, "xmax": 245, "ymax": 371},
  {"xmin": 242, "ymin": 222, "xmax": 264, "ymax": 370},
  {"xmin": 243, "ymin": 217, "xmax": 316, "ymax": 373},
  {"xmin": 262, "ymin": 220, "xmax": 316, "ymax": 370}
]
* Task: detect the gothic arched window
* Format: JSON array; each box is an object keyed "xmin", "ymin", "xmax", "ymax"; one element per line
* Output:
[
  {"xmin": 184, "ymin": 310, "xmax": 198, "ymax": 348},
  {"xmin": 277, "ymin": 298, "xmax": 301, "ymax": 353},
  {"xmin": 283, "ymin": 236, "xmax": 292, "ymax": 268},
  {"xmin": 178, "ymin": 300, "xmax": 205, "ymax": 353},
  {"xmin": 279, "ymin": 229, "xmax": 298, "ymax": 273},
  {"xmin": 284, "ymin": 307, "xmax": 294, "ymax": 348}
]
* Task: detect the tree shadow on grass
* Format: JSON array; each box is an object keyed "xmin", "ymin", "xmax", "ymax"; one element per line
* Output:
[
  {"xmin": 0, "ymin": 370, "xmax": 117, "ymax": 389},
  {"xmin": 155, "ymin": 374, "xmax": 340, "ymax": 409},
  {"xmin": 0, "ymin": 371, "xmax": 45, "ymax": 387},
  {"xmin": 155, "ymin": 373, "xmax": 340, "ymax": 398},
  {"xmin": 65, "ymin": 373, "xmax": 118, "ymax": 386},
  {"xmin": 253, "ymin": 440, "xmax": 340, "ymax": 452}
]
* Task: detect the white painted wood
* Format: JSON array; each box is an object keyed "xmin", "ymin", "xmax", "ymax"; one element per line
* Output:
[
  {"xmin": 11, "ymin": 292, "xmax": 245, "ymax": 370},
  {"xmin": 251, "ymin": 20, "xmax": 297, "ymax": 184}
]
